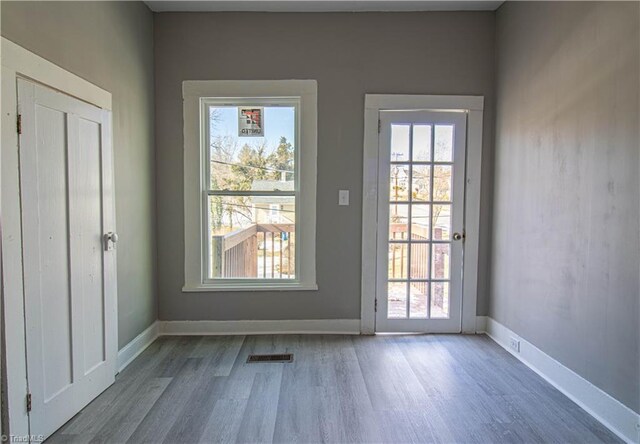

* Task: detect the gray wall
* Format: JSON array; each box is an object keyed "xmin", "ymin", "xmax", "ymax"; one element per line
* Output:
[
  {"xmin": 1, "ymin": 1, "xmax": 158, "ymax": 348},
  {"xmin": 154, "ymin": 12, "xmax": 496, "ymax": 321},
  {"xmin": 491, "ymin": 1, "xmax": 639, "ymax": 413}
]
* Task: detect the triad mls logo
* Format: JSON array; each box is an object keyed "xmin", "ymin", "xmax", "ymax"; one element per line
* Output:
[{"xmin": 238, "ymin": 107, "xmax": 265, "ymax": 137}]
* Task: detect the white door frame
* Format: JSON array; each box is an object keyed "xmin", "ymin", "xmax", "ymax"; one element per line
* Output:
[
  {"xmin": 1, "ymin": 38, "xmax": 113, "ymax": 438},
  {"xmin": 361, "ymin": 94, "xmax": 484, "ymax": 335}
]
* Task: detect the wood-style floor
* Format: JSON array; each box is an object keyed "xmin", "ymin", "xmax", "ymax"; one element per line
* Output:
[{"xmin": 48, "ymin": 334, "xmax": 620, "ymax": 443}]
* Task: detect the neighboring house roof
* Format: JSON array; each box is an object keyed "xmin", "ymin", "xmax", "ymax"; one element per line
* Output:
[
  {"xmin": 251, "ymin": 180, "xmax": 295, "ymax": 204},
  {"xmin": 251, "ymin": 180, "xmax": 294, "ymax": 192},
  {"xmin": 252, "ymin": 196, "xmax": 295, "ymax": 204}
]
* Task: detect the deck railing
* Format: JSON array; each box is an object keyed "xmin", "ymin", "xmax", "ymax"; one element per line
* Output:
[
  {"xmin": 389, "ymin": 223, "xmax": 443, "ymax": 295},
  {"xmin": 211, "ymin": 223, "xmax": 295, "ymax": 279}
]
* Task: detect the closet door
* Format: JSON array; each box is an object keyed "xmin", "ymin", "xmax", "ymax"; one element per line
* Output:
[{"xmin": 18, "ymin": 78, "xmax": 117, "ymax": 440}]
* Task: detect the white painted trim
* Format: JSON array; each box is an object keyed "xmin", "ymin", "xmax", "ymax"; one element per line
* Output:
[
  {"xmin": 1, "ymin": 38, "xmax": 111, "ymax": 110},
  {"xmin": 0, "ymin": 19, "xmax": 4, "ymax": 444},
  {"xmin": 117, "ymin": 322, "xmax": 160, "ymax": 373},
  {"xmin": 183, "ymin": 283, "xmax": 319, "ymax": 292},
  {"xmin": 146, "ymin": 1, "xmax": 505, "ymax": 13},
  {"xmin": 1, "ymin": 39, "xmax": 113, "ymax": 438},
  {"xmin": 360, "ymin": 104, "xmax": 379, "ymax": 335},
  {"xmin": 364, "ymin": 94, "xmax": 484, "ymax": 112},
  {"xmin": 361, "ymin": 94, "xmax": 484, "ymax": 335},
  {"xmin": 158, "ymin": 319, "xmax": 361, "ymax": 335},
  {"xmin": 475, "ymin": 315, "xmax": 487, "ymax": 333},
  {"xmin": 461, "ymin": 109, "xmax": 483, "ymax": 333},
  {"xmin": 485, "ymin": 317, "xmax": 640, "ymax": 444},
  {"xmin": 0, "ymin": 64, "xmax": 29, "ymax": 440},
  {"xmin": 182, "ymin": 80, "xmax": 318, "ymax": 291}
]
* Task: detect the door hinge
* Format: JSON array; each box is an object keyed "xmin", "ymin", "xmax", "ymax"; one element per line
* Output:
[
  {"xmin": 378, "ymin": 119, "xmax": 381, "ymax": 134},
  {"xmin": 375, "ymin": 299, "xmax": 378, "ymax": 312},
  {"xmin": 17, "ymin": 114, "xmax": 22, "ymax": 135},
  {"xmin": 26, "ymin": 393, "xmax": 32, "ymax": 412}
]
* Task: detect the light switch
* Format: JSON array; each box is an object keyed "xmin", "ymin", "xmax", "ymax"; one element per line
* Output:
[{"xmin": 338, "ymin": 190, "xmax": 350, "ymax": 206}]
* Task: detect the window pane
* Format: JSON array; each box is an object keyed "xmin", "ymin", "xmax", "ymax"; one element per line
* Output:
[
  {"xmin": 410, "ymin": 204, "xmax": 430, "ymax": 240},
  {"xmin": 411, "ymin": 165, "xmax": 431, "ymax": 201},
  {"xmin": 434, "ymin": 125, "xmax": 453, "ymax": 162},
  {"xmin": 410, "ymin": 282, "xmax": 428, "ymax": 318},
  {"xmin": 209, "ymin": 106, "xmax": 296, "ymax": 191},
  {"xmin": 389, "ymin": 204, "xmax": 409, "ymax": 241},
  {"xmin": 412, "ymin": 125, "xmax": 432, "ymax": 161},
  {"xmin": 432, "ymin": 204, "xmax": 451, "ymax": 241},
  {"xmin": 431, "ymin": 243, "xmax": 450, "ymax": 280},
  {"xmin": 410, "ymin": 243, "xmax": 429, "ymax": 279},
  {"xmin": 388, "ymin": 243, "xmax": 408, "ymax": 280},
  {"xmin": 208, "ymin": 196, "xmax": 295, "ymax": 279},
  {"xmin": 390, "ymin": 164, "xmax": 410, "ymax": 201},
  {"xmin": 388, "ymin": 282, "xmax": 407, "ymax": 318},
  {"xmin": 390, "ymin": 124, "xmax": 410, "ymax": 162},
  {"xmin": 431, "ymin": 282, "xmax": 450, "ymax": 318},
  {"xmin": 433, "ymin": 165, "xmax": 452, "ymax": 202}
]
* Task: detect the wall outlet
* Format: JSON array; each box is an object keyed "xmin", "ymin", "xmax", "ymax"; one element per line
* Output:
[{"xmin": 509, "ymin": 337, "xmax": 521, "ymax": 353}]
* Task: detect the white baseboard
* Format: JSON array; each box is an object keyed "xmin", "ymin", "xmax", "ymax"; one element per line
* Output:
[
  {"xmin": 475, "ymin": 315, "xmax": 487, "ymax": 333},
  {"xmin": 158, "ymin": 319, "xmax": 361, "ymax": 335},
  {"xmin": 485, "ymin": 317, "xmax": 640, "ymax": 444},
  {"xmin": 117, "ymin": 321, "xmax": 160, "ymax": 373}
]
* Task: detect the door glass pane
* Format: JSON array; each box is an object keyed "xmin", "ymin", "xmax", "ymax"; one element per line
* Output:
[
  {"xmin": 433, "ymin": 165, "xmax": 452, "ymax": 202},
  {"xmin": 410, "ymin": 243, "xmax": 429, "ymax": 279},
  {"xmin": 390, "ymin": 164, "xmax": 410, "ymax": 201},
  {"xmin": 434, "ymin": 125, "xmax": 454, "ymax": 162},
  {"xmin": 410, "ymin": 283, "xmax": 428, "ymax": 318},
  {"xmin": 208, "ymin": 196, "xmax": 295, "ymax": 279},
  {"xmin": 388, "ymin": 282, "xmax": 408, "ymax": 318},
  {"xmin": 432, "ymin": 204, "xmax": 451, "ymax": 240},
  {"xmin": 388, "ymin": 243, "xmax": 408, "ymax": 280},
  {"xmin": 390, "ymin": 124, "xmax": 410, "ymax": 162},
  {"xmin": 410, "ymin": 204, "xmax": 430, "ymax": 240},
  {"xmin": 431, "ymin": 282, "xmax": 450, "ymax": 318},
  {"xmin": 412, "ymin": 125, "xmax": 432, "ymax": 161},
  {"xmin": 389, "ymin": 204, "xmax": 409, "ymax": 240},
  {"xmin": 431, "ymin": 243, "xmax": 450, "ymax": 280},
  {"xmin": 411, "ymin": 165, "xmax": 431, "ymax": 201},
  {"xmin": 209, "ymin": 106, "xmax": 296, "ymax": 191}
]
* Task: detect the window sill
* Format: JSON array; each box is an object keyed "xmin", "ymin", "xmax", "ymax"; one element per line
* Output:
[{"xmin": 182, "ymin": 283, "xmax": 319, "ymax": 293}]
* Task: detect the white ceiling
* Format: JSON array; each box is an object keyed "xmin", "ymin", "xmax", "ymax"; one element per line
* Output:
[{"xmin": 145, "ymin": 1, "xmax": 504, "ymax": 13}]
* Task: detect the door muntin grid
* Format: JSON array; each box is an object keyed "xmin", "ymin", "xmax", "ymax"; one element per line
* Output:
[{"xmin": 387, "ymin": 122, "xmax": 455, "ymax": 320}]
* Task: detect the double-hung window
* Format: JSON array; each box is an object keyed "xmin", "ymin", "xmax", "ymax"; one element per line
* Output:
[{"xmin": 183, "ymin": 80, "xmax": 317, "ymax": 291}]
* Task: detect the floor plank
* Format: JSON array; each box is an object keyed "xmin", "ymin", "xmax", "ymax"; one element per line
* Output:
[{"xmin": 47, "ymin": 334, "xmax": 623, "ymax": 444}]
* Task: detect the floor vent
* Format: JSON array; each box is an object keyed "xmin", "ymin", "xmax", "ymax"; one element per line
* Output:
[{"xmin": 247, "ymin": 353, "xmax": 293, "ymax": 363}]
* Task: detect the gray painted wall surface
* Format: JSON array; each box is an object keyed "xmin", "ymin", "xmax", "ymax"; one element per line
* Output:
[
  {"xmin": 491, "ymin": 2, "xmax": 639, "ymax": 412},
  {"xmin": 154, "ymin": 12, "xmax": 495, "ymax": 321},
  {"xmin": 1, "ymin": 1, "xmax": 158, "ymax": 348}
]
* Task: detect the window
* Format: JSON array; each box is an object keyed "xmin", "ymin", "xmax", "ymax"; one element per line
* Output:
[
  {"xmin": 269, "ymin": 204, "xmax": 282, "ymax": 223},
  {"xmin": 183, "ymin": 80, "xmax": 317, "ymax": 291}
]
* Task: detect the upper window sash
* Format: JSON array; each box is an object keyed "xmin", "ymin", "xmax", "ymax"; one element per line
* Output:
[{"xmin": 202, "ymin": 97, "xmax": 301, "ymax": 195}]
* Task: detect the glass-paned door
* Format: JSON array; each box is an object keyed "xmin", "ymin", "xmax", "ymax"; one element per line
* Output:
[{"xmin": 376, "ymin": 110, "xmax": 467, "ymax": 332}]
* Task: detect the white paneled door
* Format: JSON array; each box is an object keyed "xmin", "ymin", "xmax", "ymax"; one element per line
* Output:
[
  {"xmin": 18, "ymin": 79, "xmax": 117, "ymax": 439},
  {"xmin": 376, "ymin": 110, "xmax": 467, "ymax": 333}
]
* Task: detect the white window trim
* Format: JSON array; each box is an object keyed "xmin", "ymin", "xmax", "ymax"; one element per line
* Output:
[
  {"xmin": 182, "ymin": 80, "xmax": 318, "ymax": 292},
  {"xmin": 360, "ymin": 94, "xmax": 484, "ymax": 334}
]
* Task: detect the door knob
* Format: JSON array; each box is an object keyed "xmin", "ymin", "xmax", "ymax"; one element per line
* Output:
[{"xmin": 453, "ymin": 232, "xmax": 465, "ymax": 241}]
